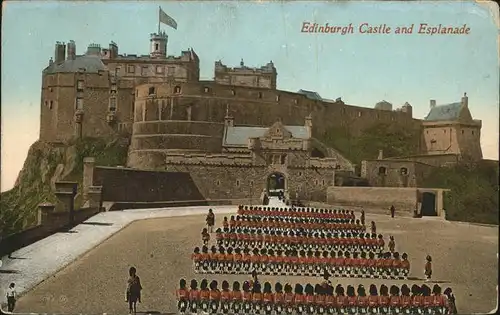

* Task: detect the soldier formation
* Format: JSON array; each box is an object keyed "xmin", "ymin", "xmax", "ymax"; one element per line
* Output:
[{"xmin": 176, "ymin": 205, "xmax": 455, "ymax": 314}]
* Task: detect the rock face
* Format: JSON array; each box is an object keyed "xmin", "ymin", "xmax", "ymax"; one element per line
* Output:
[{"xmin": 0, "ymin": 137, "xmax": 128, "ymax": 237}]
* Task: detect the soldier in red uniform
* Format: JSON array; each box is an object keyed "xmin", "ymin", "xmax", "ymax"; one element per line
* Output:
[
  {"xmin": 351, "ymin": 252, "xmax": 361, "ymax": 277},
  {"xmin": 304, "ymin": 284, "xmax": 316, "ymax": 314},
  {"xmin": 314, "ymin": 284, "xmax": 326, "ymax": 314},
  {"xmin": 392, "ymin": 252, "xmax": 402, "ymax": 279},
  {"xmin": 345, "ymin": 285, "xmax": 357, "ymax": 314},
  {"xmin": 299, "ymin": 250, "xmax": 308, "ymax": 275},
  {"xmin": 401, "ymin": 253, "xmax": 410, "ymax": 279},
  {"xmin": 225, "ymin": 247, "xmax": 235, "ymax": 274},
  {"xmin": 199, "ymin": 279, "xmax": 211, "ymax": 313},
  {"xmin": 219, "ymin": 280, "xmax": 232, "ymax": 314},
  {"xmin": 359, "ymin": 252, "xmax": 368, "ymax": 278},
  {"xmin": 335, "ymin": 285, "xmax": 347, "ymax": 314},
  {"xmin": 188, "ymin": 279, "xmax": 200, "ymax": 314},
  {"xmin": 422, "ymin": 284, "xmax": 433, "ymax": 311},
  {"xmin": 202, "ymin": 228, "xmax": 210, "ymax": 246},
  {"xmin": 209, "ymin": 280, "xmax": 221, "ymax": 314},
  {"xmin": 383, "ymin": 252, "xmax": 394, "ymax": 279},
  {"xmin": 284, "ymin": 284, "xmax": 295, "ymax": 315},
  {"xmin": 357, "ymin": 284, "xmax": 369, "ymax": 314},
  {"xmin": 410, "ymin": 284, "xmax": 422, "ymax": 314},
  {"xmin": 425, "ymin": 255, "xmax": 433, "ymax": 282},
  {"xmin": 443, "ymin": 287, "xmax": 457, "ymax": 314},
  {"xmin": 290, "ymin": 250, "xmax": 300, "ymax": 276},
  {"xmin": 400, "ymin": 284, "xmax": 412, "ymax": 314},
  {"xmin": 251, "ymin": 248, "xmax": 261, "ymax": 273},
  {"xmin": 389, "ymin": 285, "xmax": 401, "ymax": 314},
  {"xmin": 262, "ymin": 282, "xmax": 274, "ymax": 314},
  {"xmin": 276, "ymin": 249, "xmax": 285, "ymax": 275},
  {"xmin": 294, "ymin": 284, "xmax": 306, "ymax": 314},
  {"xmin": 432, "ymin": 284, "xmax": 448, "ymax": 315},
  {"xmin": 242, "ymin": 247, "xmax": 251, "ymax": 273},
  {"xmin": 344, "ymin": 251, "xmax": 353, "ymax": 277},
  {"xmin": 368, "ymin": 284, "xmax": 379, "ymax": 314},
  {"xmin": 274, "ymin": 283, "xmax": 285, "ymax": 314},
  {"xmin": 377, "ymin": 234, "xmax": 385, "ymax": 251},
  {"xmin": 324, "ymin": 284, "xmax": 336, "ymax": 314},
  {"xmin": 378, "ymin": 285, "xmax": 390, "ymax": 315},
  {"xmin": 242, "ymin": 281, "xmax": 253, "ymax": 314},
  {"xmin": 336, "ymin": 251, "xmax": 345, "ymax": 277},
  {"xmin": 231, "ymin": 281, "xmax": 242, "ymax": 314},
  {"xmin": 223, "ymin": 216, "xmax": 229, "ymax": 229},
  {"xmin": 260, "ymin": 248, "xmax": 269, "ymax": 274},
  {"xmin": 191, "ymin": 247, "xmax": 201, "ymax": 273},
  {"xmin": 208, "ymin": 246, "xmax": 218, "ymax": 273},
  {"xmin": 176, "ymin": 278, "xmax": 189, "ymax": 314}
]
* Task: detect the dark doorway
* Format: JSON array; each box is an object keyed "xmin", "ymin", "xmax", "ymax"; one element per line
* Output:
[
  {"xmin": 420, "ymin": 192, "xmax": 437, "ymax": 216},
  {"xmin": 311, "ymin": 148, "xmax": 325, "ymax": 158},
  {"xmin": 267, "ymin": 173, "xmax": 285, "ymax": 197}
]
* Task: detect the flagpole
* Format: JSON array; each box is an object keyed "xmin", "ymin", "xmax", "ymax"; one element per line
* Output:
[{"xmin": 158, "ymin": 6, "xmax": 161, "ymax": 34}]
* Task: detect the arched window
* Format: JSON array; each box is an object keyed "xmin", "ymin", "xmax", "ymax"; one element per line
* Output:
[
  {"xmin": 400, "ymin": 167, "xmax": 408, "ymax": 175},
  {"xmin": 378, "ymin": 166, "xmax": 387, "ymax": 175}
]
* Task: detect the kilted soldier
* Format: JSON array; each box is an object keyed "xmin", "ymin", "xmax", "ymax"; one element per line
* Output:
[
  {"xmin": 299, "ymin": 250, "xmax": 308, "ymax": 275},
  {"xmin": 217, "ymin": 247, "xmax": 226, "ymax": 274},
  {"xmin": 263, "ymin": 282, "xmax": 274, "ymax": 315},
  {"xmin": 389, "ymin": 285, "xmax": 401, "ymax": 314},
  {"xmin": 392, "ymin": 252, "xmax": 402, "ymax": 279},
  {"xmin": 383, "ymin": 252, "xmax": 394, "ymax": 279},
  {"xmin": 199, "ymin": 279, "xmax": 211, "ymax": 314},
  {"xmin": 443, "ymin": 287, "xmax": 458, "ymax": 314},
  {"xmin": 400, "ymin": 284, "xmax": 412, "ymax": 314},
  {"xmin": 425, "ymin": 255, "xmax": 433, "ymax": 282},
  {"xmin": 357, "ymin": 284, "xmax": 369, "ymax": 314},
  {"xmin": 294, "ymin": 284, "xmax": 306, "ymax": 315},
  {"xmin": 315, "ymin": 284, "xmax": 326, "ymax": 315},
  {"xmin": 284, "ymin": 284, "xmax": 295, "ymax": 315},
  {"xmin": 276, "ymin": 249, "xmax": 286, "ymax": 275},
  {"xmin": 335, "ymin": 285, "xmax": 347, "ymax": 315},
  {"xmin": 346, "ymin": 285, "xmax": 357, "ymax": 315},
  {"xmin": 401, "ymin": 253, "xmax": 410, "ymax": 279},
  {"xmin": 344, "ymin": 251, "xmax": 353, "ymax": 277},
  {"xmin": 202, "ymin": 228, "xmax": 211, "ymax": 246},
  {"xmin": 231, "ymin": 281, "xmax": 243, "ymax": 314},
  {"xmin": 378, "ymin": 285, "xmax": 390, "ymax": 315},
  {"xmin": 359, "ymin": 252, "xmax": 368, "ymax": 277},
  {"xmin": 388, "ymin": 236, "xmax": 395, "ymax": 253},
  {"xmin": 367, "ymin": 252, "xmax": 376, "ymax": 278},
  {"xmin": 377, "ymin": 234, "xmax": 385, "ymax": 252},
  {"xmin": 209, "ymin": 280, "xmax": 221, "ymax": 314},
  {"xmin": 251, "ymin": 248, "xmax": 261, "ymax": 273},
  {"xmin": 188, "ymin": 279, "xmax": 200, "ymax": 314},
  {"xmin": 314, "ymin": 250, "xmax": 323, "ymax": 276},
  {"xmin": 242, "ymin": 247, "xmax": 252, "ymax": 273},
  {"xmin": 352, "ymin": 252, "xmax": 361, "ymax": 277},
  {"xmin": 336, "ymin": 251, "xmax": 345, "ymax": 277},
  {"xmin": 368, "ymin": 284, "xmax": 379, "ymax": 314},
  {"xmin": 274, "ymin": 283, "xmax": 285, "ymax": 314},
  {"xmin": 304, "ymin": 284, "xmax": 316, "ymax": 314},
  {"xmin": 422, "ymin": 285, "xmax": 433, "ymax": 310},
  {"xmin": 226, "ymin": 247, "xmax": 235, "ymax": 274},
  {"xmin": 220, "ymin": 281, "xmax": 232, "ymax": 314},
  {"xmin": 410, "ymin": 285, "xmax": 423, "ymax": 314},
  {"xmin": 242, "ymin": 281, "xmax": 253, "ymax": 314},
  {"xmin": 208, "ymin": 246, "xmax": 218, "ymax": 273},
  {"xmin": 432, "ymin": 284, "xmax": 448, "ymax": 315},
  {"xmin": 252, "ymin": 282, "xmax": 264, "ymax": 314},
  {"xmin": 260, "ymin": 248, "xmax": 269, "ymax": 274}
]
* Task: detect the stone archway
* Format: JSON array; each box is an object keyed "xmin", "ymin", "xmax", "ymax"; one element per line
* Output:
[{"xmin": 267, "ymin": 172, "xmax": 286, "ymax": 197}]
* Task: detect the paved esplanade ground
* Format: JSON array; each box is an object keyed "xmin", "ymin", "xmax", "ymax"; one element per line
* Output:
[{"xmin": 1, "ymin": 201, "xmax": 498, "ymax": 314}]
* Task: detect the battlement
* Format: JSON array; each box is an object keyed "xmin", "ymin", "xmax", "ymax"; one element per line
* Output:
[
  {"xmin": 165, "ymin": 152, "xmax": 254, "ymax": 166},
  {"xmin": 214, "ymin": 59, "xmax": 277, "ymax": 89}
]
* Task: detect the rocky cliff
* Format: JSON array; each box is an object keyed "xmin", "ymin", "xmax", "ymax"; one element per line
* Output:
[{"xmin": 0, "ymin": 137, "xmax": 129, "ymax": 237}]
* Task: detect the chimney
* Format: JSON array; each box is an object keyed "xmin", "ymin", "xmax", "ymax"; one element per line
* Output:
[
  {"xmin": 377, "ymin": 149, "xmax": 384, "ymax": 160},
  {"xmin": 109, "ymin": 41, "xmax": 118, "ymax": 59},
  {"xmin": 430, "ymin": 100, "xmax": 436, "ymax": 109},
  {"xmin": 66, "ymin": 40, "xmax": 76, "ymax": 60},
  {"xmin": 54, "ymin": 41, "xmax": 66, "ymax": 64},
  {"xmin": 461, "ymin": 92, "xmax": 468, "ymax": 108}
]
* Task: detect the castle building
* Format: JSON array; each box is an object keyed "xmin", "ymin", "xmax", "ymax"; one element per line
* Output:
[{"xmin": 40, "ymin": 31, "xmax": 483, "ymax": 203}]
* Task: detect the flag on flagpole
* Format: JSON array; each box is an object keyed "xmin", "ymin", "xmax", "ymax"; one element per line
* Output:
[{"xmin": 159, "ymin": 6, "xmax": 177, "ymax": 30}]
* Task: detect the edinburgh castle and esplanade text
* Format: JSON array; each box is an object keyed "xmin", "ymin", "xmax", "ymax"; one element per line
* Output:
[{"xmin": 301, "ymin": 22, "xmax": 471, "ymax": 35}]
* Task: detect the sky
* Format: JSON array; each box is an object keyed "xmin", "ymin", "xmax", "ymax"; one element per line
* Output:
[{"xmin": 1, "ymin": 0, "xmax": 499, "ymax": 192}]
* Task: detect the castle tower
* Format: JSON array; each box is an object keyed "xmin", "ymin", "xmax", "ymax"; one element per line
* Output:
[
  {"xmin": 54, "ymin": 41, "xmax": 66, "ymax": 64},
  {"xmin": 150, "ymin": 31, "xmax": 168, "ymax": 58}
]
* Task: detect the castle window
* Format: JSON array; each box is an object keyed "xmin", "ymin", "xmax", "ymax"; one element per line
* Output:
[
  {"xmin": 49, "ymin": 87, "xmax": 53, "ymax": 92},
  {"xmin": 358, "ymin": 111, "xmax": 362, "ymax": 117},
  {"xmin": 236, "ymin": 180, "xmax": 240, "ymax": 186},
  {"xmin": 204, "ymin": 87, "xmax": 210, "ymax": 93},
  {"xmin": 294, "ymin": 99, "xmax": 298, "ymax": 104},
  {"xmin": 127, "ymin": 65, "xmax": 135, "ymax": 73},
  {"xmin": 44, "ymin": 101, "xmax": 48, "ymax": 107},
  {"xmin": 322, "ymin": 180, "xmax": 325, "ymax": 185},
  {"xmin": 49, "ymin": 101, "xmax": 53, "ymax": 110},
  {"xmin": 111, "ymin": 84, "xmax": 117, "ymax": 93},
  {"xmin": 315, "ymin": 179, "xmax": 319, "ymax": 185},
  {"xmin": 249, "ymin": 180, "xmax": 254, "ymax": 186},
  {"xmin": 298, "ymin": 172, "xmax": 302, "ymax": 176},
  {"xmin": 280, "ymin": 155, "xmax": 286, "ymax": 164},
  {"xmin": 276, "ymin": 95, "xmax": 280, "ymax": 102},
  {"xmin": 174, "ymin": 86, "xmax": 181, "ymax": 94},
  {"xmin": 231, "ymin": 89, "xmax": 236, "ymax": 96},
  {"xmin": 109, "ymin": 97, "xmax": 117, "ymax": 111},
  {"xmin": 400, "ymin": 167, "xmax": 408, "ymax": 175},
  {"xmin": 77, "ymin": 80, "xmax": 84, "ymax": 91},
  {"xmin": 141, "ymin": 66, "xmax": 148, "ymax": 76},
  {"xmin": 258, "ymin": 92, "xmax": 263, "ymax": 99},
  {"xmin": 216, "ymin": 180, "xmax": 220, "ymax": 186},
  {"xmin": 155, "ymin": 43, "xmax": 159, "ymax": 51},
  {"xmin": 167, "ymin": 67, "xmax": 175, "ymax": 77},
  {"xmin": 378, "ymin": 166, "xmax": 387, "ymax": 175},
  {"xmin": 75, "ymin": 98, "xmax": 84, "ymax": 110},
  {"xmin": 156, "ymin": 66, "xmax": 163, "ymax": 74},
  {"xmin": 148, "ymin": 87, "xmax": 155, "ymax": 95}
]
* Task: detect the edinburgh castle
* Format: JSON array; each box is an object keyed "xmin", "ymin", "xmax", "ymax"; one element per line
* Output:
[{"xmin": 39, "ymin": 31, "xmax": 483, "ymax": 209}]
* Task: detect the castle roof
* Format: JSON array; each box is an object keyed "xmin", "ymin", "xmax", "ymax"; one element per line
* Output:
[
  {"xmin": 297, "ymin": 89, "xmax": 322, "ymax": 101},
  {"xmin": 224, "ymin": 125, "xmax": 309, "ymax": 146},
  {"xmin": 44, "ymin": 55, "xmax": 107, "ymax": 74},
  {"xmin": 424, "ymin": 102, "xmax": 462, "ymax": 121}
]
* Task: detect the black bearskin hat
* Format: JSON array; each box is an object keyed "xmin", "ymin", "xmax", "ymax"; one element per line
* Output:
[
  {"xmin": 369, "ymin": 284, "xmax": 378, "ymax": 296},
  {"xmin": 200, "ymin": 279, "xmax": 208, "ymax": 290},
  {"xmin": 190, "ymin": 279, "xmax": 198, "ymax": 290},
  {"xmin": 179, "ymin": 278, "xmax": 186, "ymax": 288},
  {"xmin": 233, "ymin": 281, "xmax": 240, "ymax": 291}
]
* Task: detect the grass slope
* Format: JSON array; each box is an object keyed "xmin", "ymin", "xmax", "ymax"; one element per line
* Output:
[
  {"xmin": 318, "ymin": 123, "xmax": 499, "ymax": 225},
  {"xmin": 0, "ymin": 137, "xmax": 128, "ymax": 237}
]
